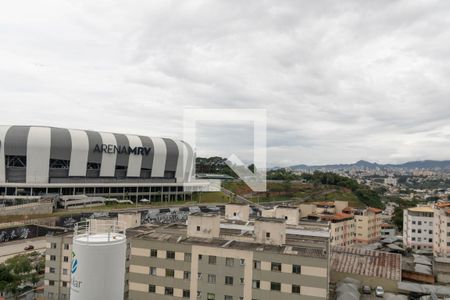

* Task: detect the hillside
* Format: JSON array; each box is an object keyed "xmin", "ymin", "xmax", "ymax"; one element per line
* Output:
[{"xmin": 290, "ymin": 159, "xmax": 450, "ymax": 171}]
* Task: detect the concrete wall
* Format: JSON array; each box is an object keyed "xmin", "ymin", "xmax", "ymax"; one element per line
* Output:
[
  {"xmin": 334, "ymin": 201, "xmax": 348, "ymax": 214},
  {"xmin": 0, "ymin": 202, "xmax": 53, "ymax": 216},
  {"xmin": 225, "ymin": 204, "xmax": 250, "ymax": 222},
  {"xmin": 299, "ymin": 204, "xmax": 316, "ymax": 218},
  {"xmin": 273, "ymin": 207, "xmax": 299, "ymax": 226},
  {"xmin": 187, "ymin": 214, "xmax": 220, "ymax": 239},
  {"xmin": 254, "ymin": 220, "xmax": 286, "ymax": 245}
]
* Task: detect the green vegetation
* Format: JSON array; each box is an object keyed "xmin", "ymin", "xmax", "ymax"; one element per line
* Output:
[
  {"xmin": 391, "ymin": 197, "xmax": 421, "ymax": 231},
  {"xmin": 0, "ymin": 252, "xmax": 44, "ymax": 298},
  {"xmin": 192, "ymin": 192, "xmax": 233, "ymax": 204},
  {"xmin": 196, "ymin": 157, "xmax": 237, "ymax": 177},
  {"xmin": 265, "ymin": 169, "xmax": 384, "ymax": 208}
]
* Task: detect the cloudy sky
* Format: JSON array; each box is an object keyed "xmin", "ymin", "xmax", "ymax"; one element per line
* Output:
[{"xmin": 1, "ymin": 0, "xmax": 450, "ymax": 167}]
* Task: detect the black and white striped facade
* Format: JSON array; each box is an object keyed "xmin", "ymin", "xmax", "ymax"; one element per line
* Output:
[{"xmin": 0, "ymin": 126, "xmax": 206, "ymax": 199}]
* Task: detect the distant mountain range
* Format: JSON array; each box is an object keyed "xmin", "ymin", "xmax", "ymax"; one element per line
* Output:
[{"xmin": 288, "ymin": 160, "xmax": 450, "ymax": 171}]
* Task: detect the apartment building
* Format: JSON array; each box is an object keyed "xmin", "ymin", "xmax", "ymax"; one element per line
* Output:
[
  {"xmin": 127, "ymin": 213, "xmax": 330, "ymax": 300},
  {"xmin": 433, "ymin": 202, "xmax": 450, "ymax": 257},
  {"xmin": 319, "ymin": 213, "xmax": 355, "ymax": 247},
  {"xmin": 344, "ymin": 207, "xmax": 382, "ymax": 244},
  {"xmin": 262, "ymin": 205, "xmax": 354, "ymax": 247},
  {"xmin": 297, "ymin": 201, "xmax": 382, "ymax": 246},
  {"xmin": 44, "ymin": 233, "xmax": 73, "ymax": 300},
  {"xmin": 403, "ymin": 206, "xmax": 434, "ymax": 250}
]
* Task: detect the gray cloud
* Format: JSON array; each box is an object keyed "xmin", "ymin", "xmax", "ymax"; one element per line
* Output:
[{"xmin": 1, "ymin": 0, "xmax": 450, "ymax": 167}]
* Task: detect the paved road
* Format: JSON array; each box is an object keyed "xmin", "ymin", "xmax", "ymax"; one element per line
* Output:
[{"xmin": 0, "ymin": 237, "xmax": 46, "ymax": 263}]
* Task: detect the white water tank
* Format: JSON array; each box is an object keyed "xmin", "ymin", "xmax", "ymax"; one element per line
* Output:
[{"xmin": 70, "ymin": 220, "xmax": 127, "ymax": 300}]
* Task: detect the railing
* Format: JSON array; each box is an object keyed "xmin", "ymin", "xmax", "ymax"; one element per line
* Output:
[{"xmin": 74, "ymin": 219, "xmax": 126, "ymax": 242}]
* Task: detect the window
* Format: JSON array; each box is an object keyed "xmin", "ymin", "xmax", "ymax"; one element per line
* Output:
[
  {"xmin": 207, "ymin": 293, "xmax": 215, "ymax": 300},
  {"xmin": 208, "ymin": 255, "xmax": 217, "ymax": 265},
  {"xmin": 149, "ymin": 285, "xmax": 156, "ymax": 293},
  {"xmin": 226, "ymin": 257, "xmax": 234, "ymax": 267},
  {"xmin": 270, "ymin": 282, "xmax": 281, "ymax": 291},
  {"xmin": 167, "ymin": 251, "xmax": 175, "ymax": 259},
  {"xmin": 240, "ymin": 277, "xmax": 244, "ymax": 284},
  {"xmin": 185, "ymin": 253, "xmax": 192, "ymax": 262},
  {"xmin": 293, "ymin": 264, "xmax": 301, "ymax": 274},
  {"xmin": 63, "ymin": 256, "xmax": 69, "ymax": 262},
  {"xmin": 418, "ymin": 221, "xmax": 422, "ymax": 225},
  {"xmin": 51, "ymin": 243, "xmax": 57, "ymax": 249},
  {"xmin": 50, "ymin": 255, "xmax": 56, "ymax": 261},
  {"xmin": 49, "ymin": 267, "xmax": 55, "ymax": 273},
  {"xmin": 412, "ymin": 229, "xmax": 416, "ymax": 233},
  {"xmin": 429, "ymin": 230, "xmax": 433, "ymax": 234},
  {"xmin": 266, "ymin": 232, "xmax": 271, "ymax": 238},
  {"xmin": 48, "ymin": 292, "xmax": 54, "ymax": 299},
  {"xmin": 166, "ymin": 269, "xmax": 175, "ymax": 277},
  {"xmin": 253, "ymin": 260, "xmax": 261, "ymax": 269},
  {"xmin": 199, "ymin": 254, "xmax": 203, "ymax": 260},
  {"xmin": 412, "ymin": 221, "xmax": 416, "ymax": 225},
  {"xmin": 150, "ymin": 267, "xmax": 156, "ymax": 275},
  {"xmin": 240, "ymin": 259, "xmax": 245, "ymax": 266},
  {"xmin": 418, "ymin": 229, "xmax": 422, "ymax": 234},
  {"xmin": 165, "ymin": 287, "xmax": 174, "ymax": 296},
  {"xmin": 49, "ymin": 280, "xmax": 55, "ymax": 286},
  {"xmin": 252, "ymin": 280, "xmax": 260, "ymax": 289},
  {"xmin": 197, "ymin": 226, "xmax": 201, "ymax": 231},
  {"xmin": 62, "ymin": 281, "xmax": 68, "ymax": 287},
  {"xmin": 271, "ymin": 262, "xmax": 281, "ymax": 272},
  {"xmin": 208, "ymin": 274, "xmax": 216, "ymax": 284},
  {"xmin": 62, "ymin": 268, "xmax": 68, "ymax": 275},
  {"xmin": 184, "ymin": 271, "xmax": 191, "ymax": 280},
  {"xmin": 197, "ymin": 291, "xmax": 202, "ymax": 298},
  {"xmin": 151, "ymin": 249, "xmax": 158, "ymax": 257},
  {"xmin": 63, "ymin": 243, "xmax": 69, "ymax": 250},
  {"xmin": 198, "ymin": 272, "xmax": 203, "ymax": 279},
  {"xmin": 225, "ymin": 296, "xmax": 233, "ymax": 300},
  {"xmin": 183, "ymin": 290, "xmax": 190, "ymax": 298},
  {"xmin": 292, "ymin": 285, "xmax": 300, "ymax": 294},
  {"xmin": 225, "ymin": 276, "xmax": 234, "ymax": 285}
]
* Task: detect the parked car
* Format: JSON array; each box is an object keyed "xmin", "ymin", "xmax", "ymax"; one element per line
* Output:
[
  {"xmin": 375, "ymin": 286, "xmax": 384, "ymax": 297},
  {"xmin": 362, "ymin": 285, "xmax": 371, "ymax": 294},
  {"xmin": 24, "ymin": 245, "xmax": 34, "ymax": 251}
]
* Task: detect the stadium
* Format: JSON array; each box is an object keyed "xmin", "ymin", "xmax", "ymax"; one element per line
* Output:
[{"xmin": 0, "ymin": 125, "xmax": 208, "ymax": 203}]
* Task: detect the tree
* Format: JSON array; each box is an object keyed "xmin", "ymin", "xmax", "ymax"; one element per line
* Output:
[
  {"xmin": 282, "ymin": 179, "xmax": 292, "ymax": 194},
  {"xmin": 0, "ymin": 253, "xmax": 41, "ymax": 299}
]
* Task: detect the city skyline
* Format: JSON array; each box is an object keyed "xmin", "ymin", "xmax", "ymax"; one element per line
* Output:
[{"xmin": 2, "ymin": 0, "xmax": 450, "ymax": 167}]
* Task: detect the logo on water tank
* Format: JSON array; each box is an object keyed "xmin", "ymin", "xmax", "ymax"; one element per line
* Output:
[{"xmin": 71, "ymin": 251, "xmax": 78, "ymax": 274}]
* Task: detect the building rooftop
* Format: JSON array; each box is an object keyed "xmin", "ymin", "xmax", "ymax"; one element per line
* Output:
[
  {"xmin": 407, "ymin": 206, "xmax": 434, "ymax": 213},
  {"xmin": 255, "ymin": 217, "xmax": 286, "ymax": 223},
  {"xmin": 314, "ymin": 201, "xmax": 336, "ymax": 207},
  {"xmin": 127, "ymin": 223, "xmax": 328, "ymax": 259},
  {"xmin": 367, "ymin": 207, "xmax": 382, "ymax": 214},
  {"xmin": 331, "ymin": 246, "xmax": 402, "ymax": 281},
  {"xmin": 320, "ymin": 213, "xmax": 354, "ymax": 222}
]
